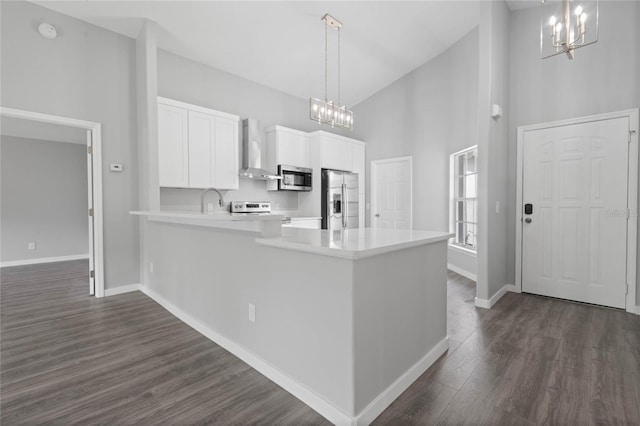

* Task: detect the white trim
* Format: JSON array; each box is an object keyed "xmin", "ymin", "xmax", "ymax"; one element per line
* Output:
[
  {"xmin": 448, "ymin": 243, "xmax": 477, "ymax": 256},
  {"xmin": 0, "ymin": 106, "xmax": 105, "ymax": 298},
  {"xmin": 515, "ymin": 109, "xmax": 638, "ymax": 314},
  {"xmin": 157, "ymin": 96, "xmax": 240, "ymax": 121},
  {"xmin": 105, "ymin": 284, "xmax": 142, "ymax": 297},
  {"xmin": 371, "ymin": 156, "xmax": 413, "ymax": 229},
  {"xmin": 0, "ymin": 254, "xmax": 89, "ymax": 268},
  {"xmin": 308, "ymin": 130, "xmax": 366, "ymax": 147},
  {"xmin": 447, "ymin": 264, "xmax": 477, "ymax": 282},
  {"xmin": 140, "ymin": 286, "xmax": 353, "ymax": 426},
  {"xmin": 354, "ymin": 337, "xmax": 448, "ymax": 426},
  {"xmin": 474, "ymin": 284, "xmax": 515, "ymax": 309}
]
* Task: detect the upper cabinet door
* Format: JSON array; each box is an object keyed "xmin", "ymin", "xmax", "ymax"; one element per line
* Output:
[
  {"xmin": 158, "ymin": 103, "xmax": 189, "ymax": 187},
  {"xmin": 293, "ymin": 134, "xmax": 310, "ymax": 168},
  {"xmin": 213, "ymin": 116, "xmax": 239, "ymax": 190},
  {"xmin": 322, "ymin": 136, "xmax": 353, "ymax": 171},
  {"xmin": 277, "ymin": 130, "xmax": 296, "ymax": 166},
  {"xmin": 188, "ymin": 111, "xmax": 215, "ymax": 188}
]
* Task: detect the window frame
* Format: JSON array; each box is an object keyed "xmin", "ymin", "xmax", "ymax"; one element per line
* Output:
[{"xmin": 449, "ymin": 146, "xmax": 478, "ymax": 253}]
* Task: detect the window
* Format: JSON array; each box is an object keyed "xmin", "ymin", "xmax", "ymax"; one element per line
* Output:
[{"xmin": 450, "ymin": 146, "xmax": 477, "ymax": 251}]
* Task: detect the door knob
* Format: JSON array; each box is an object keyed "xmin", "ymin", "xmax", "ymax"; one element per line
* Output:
[
  {"xmin": 525, "ymin": 218, "xmax": 532, "ymax": 223},
  {"xmin": 375, "ymin": 213, "xmax": 380, "ymax": 218}
]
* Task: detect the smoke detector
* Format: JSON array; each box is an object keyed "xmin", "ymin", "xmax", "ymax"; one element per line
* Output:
[{"xmin": 38, "ymin": 23, "xmax": 57, "ymax": 39}]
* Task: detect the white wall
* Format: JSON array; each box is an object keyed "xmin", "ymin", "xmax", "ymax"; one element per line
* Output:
[
  {"xmin": 0, "ymin": 1, "xmax": 139, "ymax": 288},
  {"xmin": 447, "ymin": 248, "xmax": 477, "ymax": 281},
  {"xmin": 476, "ymin": 0, "xmax": 511, "ymax": 301},
  {"xmin": 157, "ymin": 49, "xmax": 350, "ymax": 213},
  {"xmin": 1, "ymin": 136, "xmax": 88, "ymax": 262},
  {"xmin": 507, "ymin": 1, "xmax": 640, "ymax": 304},
  {"xmin": 351, "ymin": 28, "xmax": 479, "ymax": 232}
]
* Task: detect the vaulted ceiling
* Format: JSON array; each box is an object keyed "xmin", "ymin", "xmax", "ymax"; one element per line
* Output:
[{"xmin": 32, "ymin": 1, "xmax": 485, "ymax": 107}]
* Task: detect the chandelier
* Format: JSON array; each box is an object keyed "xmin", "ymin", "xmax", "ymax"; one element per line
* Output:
[
  {"xmin": 540, "ymin": 0, "xmax": 598, "ymax": 59},
  {"xmin": 309, "ymin": 14, "xmax": 354, "ymax": 130}
]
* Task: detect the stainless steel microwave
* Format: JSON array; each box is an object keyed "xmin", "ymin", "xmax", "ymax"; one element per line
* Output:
[{"xmin": 278, "ymin": 165, "xmax": 312, "ymax": 191}]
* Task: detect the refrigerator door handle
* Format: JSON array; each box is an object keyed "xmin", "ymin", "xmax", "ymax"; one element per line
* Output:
[{"xmin": 342, "ymin": 183, "xmax": 347, "ymax": 228}]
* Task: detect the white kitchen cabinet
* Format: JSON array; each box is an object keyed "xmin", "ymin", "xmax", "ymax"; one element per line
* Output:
[
  {"xmin": 158, "ymin": 103, "xmax": 189, "ymax": 188},
  {"xmin": 321, "ymin": 135, "xmax": 353, "ymax": 171},
  {"xmin": 158, "ymin": 97, "xmax": 239, "ymax": 190},
  {"xmin": 265, "ymin": 126, "xmax": 309, "ymax": 191}
]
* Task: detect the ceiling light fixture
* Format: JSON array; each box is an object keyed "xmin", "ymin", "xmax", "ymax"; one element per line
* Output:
[
  {"xmin": 540, "ymin": 0, "xmax": 598, "ymax": 59},
  {"xmin": 309, "ymin": 14, "xmax": 353, "ymax": 131}
]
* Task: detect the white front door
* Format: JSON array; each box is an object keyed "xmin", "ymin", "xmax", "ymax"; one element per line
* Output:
[
  {"xmin": 371, "ymin": 157, "xmax": 412, "ymax": 229},
  {"xmin": 522, "ymin": 117, "xmax": 630, "ymax": 308}
]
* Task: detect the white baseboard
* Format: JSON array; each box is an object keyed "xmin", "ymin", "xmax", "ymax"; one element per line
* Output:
[
  {"xmin": 475, "ymin": 283, "xmax": 517, "ymax": 309},
  {"xmin": 0, "ymin": 254, "xmax": 89, "ymax": 268},
  {"xmin": 447, "ymin": 264, "xmax": 477, "ymax": 282},
  {"xmin": 354, "ymin": 337, "xmax": 449, "ymax": 425},
  {"xmin": 105, "ymin": 284, "xmax": 141, "ymax": 297},
  {"xmin": 139, "ymin": 286, "xmax": 353, "ymax": 426}
]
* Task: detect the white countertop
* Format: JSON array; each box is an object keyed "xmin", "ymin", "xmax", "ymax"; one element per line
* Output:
[
  {"xmin": 131, "ymin": 210, "xmax": 284, "ymax": 221},
  {"xmin": 256, "ymin": 227, "xmax": 453, "ymax": 259},
  {"xmin": 130, "ymin": 210, "xmax": 284, "ymax": 237}
]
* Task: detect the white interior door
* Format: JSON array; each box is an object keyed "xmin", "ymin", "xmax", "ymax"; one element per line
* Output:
[
  {"xmin": 522, "ymin": 117, "xmax": 630, "ymax": 308},
  {"xmin": 86, "ymin": 130, "xmax": 95, "ymax": 296},
  {"xmin": 371, "ymin": 157, "xmax": 412, "ymax": 229}
]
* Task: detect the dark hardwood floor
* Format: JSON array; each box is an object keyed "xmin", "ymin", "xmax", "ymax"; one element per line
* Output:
[{"xmin": 1, "ymin": 261, "xmax": 639, "ymax": 425}]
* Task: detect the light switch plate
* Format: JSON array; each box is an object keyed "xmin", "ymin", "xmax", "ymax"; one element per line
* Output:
[{"xmin": 110, "ymin": 163, "xmax": 123, "ymax": 172}]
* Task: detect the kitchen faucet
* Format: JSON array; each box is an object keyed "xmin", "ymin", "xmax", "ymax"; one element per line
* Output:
[{"xmin": 200, "ymin": 188, "xmax": 225, "ymax": 213}]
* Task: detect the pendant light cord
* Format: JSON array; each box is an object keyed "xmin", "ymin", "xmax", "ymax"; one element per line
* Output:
[
  {"xmin": 324, "ymin": 20, "xmax": 328, "ymax": 103},
  {"xmin": 338, "ymin": 28, "xmax": 341, "ymax": 105}
]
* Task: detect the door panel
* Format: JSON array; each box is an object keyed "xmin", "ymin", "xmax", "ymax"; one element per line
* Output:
[
  {"xmin": 158, "ymin": 103, "xmax": 189, "ymax": 187},
  {"xmin": 188, "ymin": 111, "xmax": 214, "ymax": 188},
  {"xmin": 522, "ymin": 118, "xmax": 629, "ymax": 308},
  {"xmin": 214, "ymin": 117, "xmax": 239, "ymax": 189},
  {"xmin": 372, "ymin": 158, "xmax": 412, "ymax": 230}
]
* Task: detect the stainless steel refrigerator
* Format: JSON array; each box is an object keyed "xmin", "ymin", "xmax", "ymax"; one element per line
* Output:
[{"xmin": 321, "ymin": 169, "xmax": 359, "ymax": 230}]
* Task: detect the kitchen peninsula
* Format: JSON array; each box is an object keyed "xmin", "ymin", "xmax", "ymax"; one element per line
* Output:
[{"xmin": 133, "ymin": 211, "xmax": 451, "ymax": 425}]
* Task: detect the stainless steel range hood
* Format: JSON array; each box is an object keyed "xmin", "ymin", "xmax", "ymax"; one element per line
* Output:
[{"xmin": 239, "ymin": 118, "xmax": 281, "ymax": 181}]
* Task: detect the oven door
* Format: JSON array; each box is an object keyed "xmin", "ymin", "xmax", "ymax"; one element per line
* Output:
[{"xmin": 278, "ymin": 165, "xmax": 312, "ymax": 191}]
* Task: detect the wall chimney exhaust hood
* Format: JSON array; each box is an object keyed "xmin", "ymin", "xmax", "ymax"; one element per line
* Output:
[{"xmin": 239, "ymin": 118, "xmax": 281, "ymax": 181}]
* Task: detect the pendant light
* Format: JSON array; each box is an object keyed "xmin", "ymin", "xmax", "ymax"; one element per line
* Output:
[{"xmin": 309, "ymin": 14, "xmax": 354, "ymax": 130}]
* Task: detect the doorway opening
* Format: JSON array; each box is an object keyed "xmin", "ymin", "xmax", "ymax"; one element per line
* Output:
[
  {"xmin": 0, "ymin": 107, "xmax": 104, "ymax": 297},
  {"xmin": 515, "ymin": 109, "xmax": 638, "ymax": 313}
]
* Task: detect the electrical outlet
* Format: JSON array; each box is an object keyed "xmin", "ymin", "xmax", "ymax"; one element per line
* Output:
[
  {"xmin": 207, "ymin": 202, "xmax": 214, "ymax": 212},
  {"xmin": 248, "ymin": 303, "xmax": 256, "ymax": 323},
  {"xmin": 149, "ymin": 262, "xmax": 154, "ymax": 273},
  {"xmin": 28, "ymin": 242, "xmax": 36, "ymax": 250}
]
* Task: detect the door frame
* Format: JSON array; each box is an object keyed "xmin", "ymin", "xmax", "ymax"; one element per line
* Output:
[
  {"xmin": 515, "ymin": 109, "xmax": 639, "ymax": 314},
  {"xmin": 371, "ymin": 156, "xmax": 413, "ymax": 229},
  {"xmin": 1, "ymin": 106, "xmax": 105, "ymax": 298}
]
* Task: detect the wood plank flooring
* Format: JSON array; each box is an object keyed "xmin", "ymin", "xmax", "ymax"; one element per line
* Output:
[
  {"xmin": 1, "ymin": 260, "xmax": 328, "ymax": 425},
  {"xmin": 2, "ymin": 262, "xmax": 639, "ymax": 425}
]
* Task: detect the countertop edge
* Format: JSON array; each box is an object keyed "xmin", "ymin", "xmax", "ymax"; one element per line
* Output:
[
  {"xmin": 256, "ymin": 233, "xmax": 452, "ymax": 260},
  {"xmin": 130, "ymin": 211, "xmax": 285, "ymax": 222}
]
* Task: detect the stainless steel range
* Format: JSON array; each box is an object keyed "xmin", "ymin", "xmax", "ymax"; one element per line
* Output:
[{"xmin": 230, "ymin": 201, "xmax": 272, "ymax": 214}]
